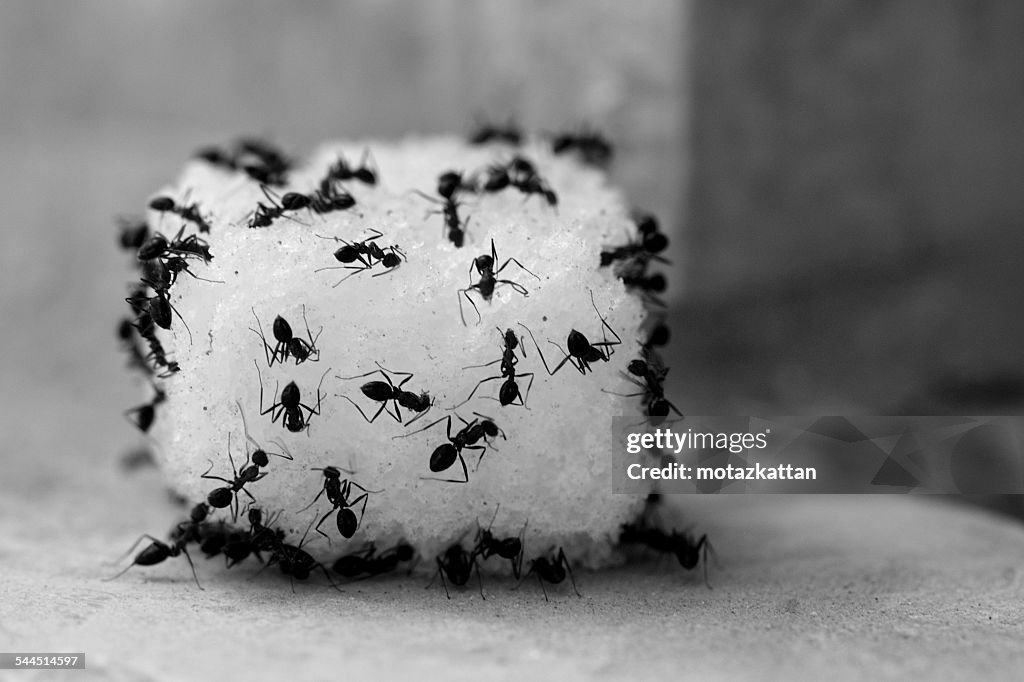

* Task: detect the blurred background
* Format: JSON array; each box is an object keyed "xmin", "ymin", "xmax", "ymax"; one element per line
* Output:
[{"xmin": 1, "ymin": 1, "xmax": 1023, "ymax": 515}]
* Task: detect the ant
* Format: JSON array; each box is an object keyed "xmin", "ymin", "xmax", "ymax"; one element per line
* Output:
[
  {"xmin": 136, "ymin": 226, "xmax": 212, "ymax": 264},
  {"xmin": 200, "ymin": 434, "xmax": 267, "ymax": 520},
  {"xmin": 124, "ymin": 386, "xmax": 166, "ymax": 433},
  {"xmin": 148, "ymin": 194, "xmax": 212, "ymax": 234},
  {"xmin": 603, "ymin": 356, "xmax": 683, "ymax": 424},
  {"xmin": 105, "ymin": 503, "xmax": 208, "ymax": 589},
  {"xmin": 300, "ymin": 466, "xmax": 378, "ymax": 541},
  {"xmin": 125, "ymin": 276, "xmax": 193, "ymax": 345},
  {"xmin": 468, "ymin": 116, "xmax": 522, "ymax": 146},
  {"xmin": 519, "ymin": 291, "xmax": 621, "ymax": 376},
  {"xmin": 246, "ymin": 186, "xmax": 310, "ymax": 229},
  {"xmin": 619, "ymin": 522, "xmax": 717, "ymax": 588},
  {"xmin": 332, "ymin": 541, "xmax": 417, "ymax": 579},
  {"xmin": 321, "ymin": 149, "xmax": 378, "ymax": 187},
  {"xmin": 394, "ymin": 412, "xmax": 505, "ymax": 483},
  {"xmin": 523, "ymin": 547, "xmax": 580, "ymax": 601},
  {"xmin": 117, "ymin": 217, "xmax": 150, "ymax": 252},
  {"xmin": 255, "ymin": 362, "xmax": 329, "ymax": 434},
  {"xmin": 600, "ymin": 211, "xmax": 669, "ymax": 273},
  {"xmin": 459, "ymin": 239, "xmax": 540, "ymax": 325},
  {"xmin": 235, "ymin": 137, "xmax": 291, "ymax": 186},
  {"xmin": 476, "ymin": 156, "xmax": 557, "ymax": 207},
  {"xmin": 305, "ymin": 182, "xmax": 357, "ymax": 215},
  {"xmin": 337, "ymin": 362, "xmax": 433, "ymax": 426},
  {"xmin": 413, "ymin": 171, "xmax": 475, "ymax": 248},
  {"xmin": 131, "ymin": 312, "xmax": 180, "ymax": 377},
  {"xmin": 459, "ymin": 327, "xmax": 534, "ymax": 407},
  {"xmin": 260, "ymin": 516, "xmax": 343, "ymax": 592},
  {"xmin": 473, "ymin": 506, "xmax": 527, "ymax": 579},
  {"xmin": 551, "ymin": 126, "xmax": 614, "ymax": 167},
  {"xmin": 430, "ymin": 537, "xmax": 484, "ymax": 599},
  {"xmin": 117, "ymin": 316, "xmax": 151, "ymax": 376},
  {"xmin": 622, "ymin": 272, "xmax": 667, "ymax": 307},
  {"xmin": 250, "ymin": 306, "xmax": 322, "ymax": 367},
  {"xmin": 314, "ymin": 229, "xmax": 405, "ymax": 286}
]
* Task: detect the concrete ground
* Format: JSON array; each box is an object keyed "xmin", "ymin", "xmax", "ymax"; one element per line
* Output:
[{"xmin": 3, "ymin": 470, "xmax": 1023, "ymax": 681}]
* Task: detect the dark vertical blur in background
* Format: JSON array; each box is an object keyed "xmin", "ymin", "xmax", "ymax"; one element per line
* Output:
[{"xmin": 2, "ymin": 1, "xmax": 1023, "ymax": 513}]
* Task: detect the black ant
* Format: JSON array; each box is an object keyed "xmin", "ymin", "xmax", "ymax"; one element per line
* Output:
[
  {"xmin": 314, "ymin": 229, "xmax": 405, "ymax": 286},
  {"xmin": 619, "ymin": 522, "xmax": 716, "ymax": 588},
  {"xmin": 247, "ymin": 186, "xmax": 309, "ymax": 229},
  {"xmin": 394, "ymin": 412, "xmax": 505, "ymax": 483},
  {"xmin": 332, "ymin": 541, "xmax": 417, "ymax": 579},
  {"xmin": 603, "ymin": 356, "xmax": 683, "ymax": 424},
  {"xmin": 459, "ymin": 327, "xmax": 534, "ymax": 407},
  {"xmin": 131, "ymin": 312, "xmax": 180, "ymax": 377},
  {"xmin": 117, "ymin": 316, "xmax": 151, "ymax": 376},
  {"xmin": 200, "ymin": 434, "xmax": 267, "ymax": 520},
  {"xmin": 337, "ymin": 362, "xmax": 433, "ymax": 426},
  {"xmin": 105, "ymin": 503, "xmax": 208, "ymax": 589},
  {"xmin": 255, "ymin": 362, "xmax": 329, "ymax": 433},
  {"xmin": 235, "ymin": 137, "xmax": 291, "ymax": 186},
  {"xmin": 551, "ymin": 127, "xmax": 614, "ymax": 167},
  {"xmin": 468, "ymin": 116, "xmax": 523, "ymax": 146},
  {"xmin": 148, "ymin": 194, "xmax": 212, "ymax": 234},
  {"xmin": 250, "ymin": 306, "xmax": 322, "ymax": 367},
  {"xmin": 459, "ymin": 239, "xmax": 540, "ymax": 325},
  {"xmin": 523, "ymin": 547, "xmax": 580, "ymax": 601},
  {"xmin": 259, "ymin": 516, "xmax": 343, "ymax": 592},
  {"xmin": 519, "ymin": 291, "xmax": 621, "ymax": 376},
  {"xmin": 140, "ymin": 249, "xmax": 222, "ymax": 291},
  {"xmin": 125, "ymin": 276, "xmax": 193, "ymax": 345},
  {"xmin": 600, "ymin": 211, "xmax": 669, "ymax": 273},
  {"xmin": 430, "ymin": 537, "xmax": 484, "ymax": 599},
  {"xmin": 136, "ymin": 226, "xmax": 212, "ymax": 264},
  {"xmin": 622, "ymin": 272, "xmax": 667, "ymax": 307},
  {"xmin": 476, "ymin": 156, "xmax": 557, "ymax": 207},
  {"xmin": 124, "ymin": 386, "xmax": 166, "ymax": 433},
  {"xmin": 300, "ymin": 466, "xmax": 379, "ymax": 542},
  {"xmin": 473, "ymin": 506, "xmax": 527, "ymax": 579},
  {"xmin": 413, "ymin": 171, "xmax": 475, "ymax": 248},
  {"xmin": 306, "ymin": 182, "xmax": 357, "ymax": 215},
  {"xmin": 117, "ymin": 217, "xmax": 150, "ymax": 252},
  {"xmin": 322, "ymin": 149, "xmax": 378, "ymax": 187}
]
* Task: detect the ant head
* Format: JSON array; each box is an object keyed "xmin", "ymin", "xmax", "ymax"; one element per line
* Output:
[
  {"xmin": 509, "ymin": 156, "xmax": 535, "ymax": 175},
  {"xmin": 190, "ymin": 503, "xmax": 210, "ymax": 523},
  {"xmin": 503, "ymin": 328, "xmax": 519, "ymax": 349},
  {"xmin": 648, "ymin": 399, "xmax": 671, "ymax": 418},
  {"xmin": 542, "ymin": 189, "xmax": 558, "ymax": 207},
  {"xmin": 646, "ymin": 324, "xmax": 670, "ymax": 347},
  {"xmin": 272, "ymin": 316, "xmax": 293, "ymax": 343},
  {"xmin": 320, "ymin": 465, "xmax": 342, "ymax": 480},
  {"xmin": 480, "ymin": 419, "xmax": 502, "ymax": 439},
  {"xmin": 251, "ymin": 449, "xmax": 270, "ymax": 467},
  {"xmin": 628, "ymin": 359, "xmax": 648, "ymax": 377},
  {"xmin": 635, "ymin": 213, "xmax": 658, "ymax": 235},
  {"xmin": 248, "ymin": 507, "xmax": 263, "ymax": 525},
  {"xmin": 474, "ymin": 254, "xmax": 494, "ymax": 271},
  {"xmin": 643, "ymin": 232, "xmax": 668, "ymax": 253},
  {"xmin": 646, "ymin": 274, "xmax": 667, "ymax": 293},
  {"xmin": 355, "ymin": 168, "xmax": 376, "ymax": 185},
  {"xmin": 437, "ymin": 171, "xmax": 463, "ymax": 199},
  {"xmin": 281, "ymin": 192, "xmax": 309, "ymax": 211},
  {"xmin": 149, "ymin": 196, "xmax": 175, "ymax": 212},
  {"xmin": 137, "ymin": 235, "xmax": 169, "ymax": 261},
  {"xmin": 381, "ymin": 251, "xmax": 402, "ymax": 268}
]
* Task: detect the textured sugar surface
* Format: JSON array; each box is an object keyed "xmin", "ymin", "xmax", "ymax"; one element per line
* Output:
[{"xmin": 148, "ymin": 136, "xmax": 653, "ymax": 568}]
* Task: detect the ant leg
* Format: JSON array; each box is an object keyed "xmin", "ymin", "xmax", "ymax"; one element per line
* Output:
[
  {"xmin": 545, "ymin": 340, "xmax": 579, "ymax": 375},
  {"xmin": 181, "ymin": 547, "xmax": 204, "ymax": 590},
  {"xmin": 313, "ymin": 509, "xmax": 336, "ymax": 546},
  {"xmin": 558, "ymin": 549, "xmax": 582, "ymax": 598},
  {"xmin": 374, "ymin": 361, "xmax": 414, "ymax": 390},
  {"xmin": 498, "ymin": 279, "xmax": 531, "ymax": 296},
  {"xmin": 462, "ymin": 357, "xmax": 502, "ymax": 371},
  {"xmin": 249, "ymin": 308, "xmax": 276, "ymax": 367},
  {"xmin": 473, "ymin": 557, "xmax": 486, "ymax": 600},
  {"xmin": 518, "ymin": 372, "xmax": 536, "ymax": 406},
  {"xmin": 494, "ymin": 257, "xmax": 541, "ymax": 282},
  {"xmin": 297, "ymin": 485, "xmax": 328, "ymax": 513},
  {"xmin": 109, "ymin": 534, "xmax": 162, "ymax": 566},
  {"xmin": 393, "ymin": 414, "xmax": 450, "ymax": 440},
  {"xmin": 590, "ymin": 289, "xmax": 622, "ymax": 349},
  {"xmin": 458, "ymin": 375, "xmax": 503, "ymax": 406},
  {"xmin": 339, "ymin": 395, "xmax": 389, "ymax": 424},
  {"xmin": 467, "ymin": 444, "xmax": 488, "ymax": 471},
  {"xmin": 536, "ymin": 573, "xmax": 549, "ymax": 602},
  {"xmin": 519, "ymin": 324, "xmax": 572, "ymax": 376},
  {"xmin": 459, "ymin": 288, "xmax": 482, "ymax": 326}
]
